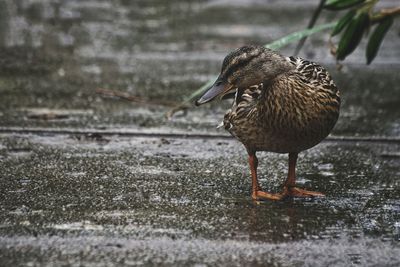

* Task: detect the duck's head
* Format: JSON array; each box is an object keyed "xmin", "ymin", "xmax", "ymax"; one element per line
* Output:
[{"xmin": 195, "ymin": 45, "xmax": 292, "ymax": 105}]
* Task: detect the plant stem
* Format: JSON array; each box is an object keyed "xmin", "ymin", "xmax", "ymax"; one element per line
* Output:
[
  {"xmin": 371, "ymin": 6, "xmax": 400, "ymax": 22},
  {"xmin": 294, "ymin": 0, "xmax": 327, "ymax": 56}
]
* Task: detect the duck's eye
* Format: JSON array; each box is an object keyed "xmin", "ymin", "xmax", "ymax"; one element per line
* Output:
[{"xmin": 215, "ymin": 80, "xmax": 223, "ymax": 86}]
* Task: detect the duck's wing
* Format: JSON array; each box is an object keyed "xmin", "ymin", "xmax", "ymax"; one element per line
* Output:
[{"xmin": 286, "ymin": 56, "xmax": 339, "ymax": 97}]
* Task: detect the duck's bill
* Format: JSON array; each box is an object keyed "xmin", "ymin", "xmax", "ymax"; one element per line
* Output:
[{"xmin": 195, "ymin": 81, "xmax": 234, "ymax": 106}]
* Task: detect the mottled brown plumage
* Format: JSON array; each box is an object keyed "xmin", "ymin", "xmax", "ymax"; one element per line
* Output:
[{"xmin": 196, "ymin": 45, "xmax": 340, "ymax": 201}]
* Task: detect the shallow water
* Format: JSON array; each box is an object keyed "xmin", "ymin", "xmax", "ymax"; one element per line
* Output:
[
  {"xmin": 1, "ymin": 133, "xmax": 399, "ymax": 266},
  {"xmin": 0, "ymin": 0, "xmax": 399, "ymax": 266}
]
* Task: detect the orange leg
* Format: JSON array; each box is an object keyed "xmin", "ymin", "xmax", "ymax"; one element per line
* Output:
[
  {"xmin": 282, "ymin": 153, "xmax": 325, "ymax": 198},
  {"xmin": 248, "ymin": 151, "xmax": 283, "ymax": 201}
]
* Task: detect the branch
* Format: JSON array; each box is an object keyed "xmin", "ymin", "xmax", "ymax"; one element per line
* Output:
[
  {"xmin": 96, "ymin": 88, "xmax": 176, "ymax": 107},
  {"xmin": 371, "ymin": 6, "xmax": 400, "ymax": 23},
  {"xmin": 294, "ymin": 0, "xmax": 327, "ymax": 56}
]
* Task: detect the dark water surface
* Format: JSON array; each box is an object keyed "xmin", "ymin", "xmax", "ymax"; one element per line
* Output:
[{"xmin": 0, "ymin": 0, "xmax": 399, "ymax": 266}]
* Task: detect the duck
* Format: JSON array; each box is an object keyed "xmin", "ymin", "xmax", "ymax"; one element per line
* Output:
[{"xmin": 195, "ymin": 45, "xmax": 340, "ymax": 201}]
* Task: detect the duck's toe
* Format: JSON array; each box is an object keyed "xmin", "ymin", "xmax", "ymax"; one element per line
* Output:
[
  {"xmin": 283, "ymin": 186, "xmax": 325, "ymax": 198},
  {"xmin": 252, "ymin": 190, "xmax": 284, "ymax": 201}
]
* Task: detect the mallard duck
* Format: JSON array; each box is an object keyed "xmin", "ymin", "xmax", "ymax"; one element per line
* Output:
[{"xmin": 196, "ymin": 45, "xmax": 340, "ymax": 201}]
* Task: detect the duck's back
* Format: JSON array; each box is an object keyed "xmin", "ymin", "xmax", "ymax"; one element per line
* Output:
[{"xmin": 225, "ymin": 56, "xmax": 340, "ymax": 153}]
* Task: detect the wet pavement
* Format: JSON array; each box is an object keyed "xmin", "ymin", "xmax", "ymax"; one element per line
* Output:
[{"xmin": 1, "ymin": 0, "xmax": 400, "ymax": 266}]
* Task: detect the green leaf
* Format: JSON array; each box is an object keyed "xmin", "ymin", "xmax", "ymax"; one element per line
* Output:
[
  {"xmin": 366, "ymin": 16, "xmax": 393, "ymax": 64},
  {"xmin": 331, "ymin": 9, "xmax": 355, "ymax": 36},
  {"xmin": 265, "ymin": 22, "xmax": 336, "ymax": 50},
  {"xmin": 325, "ymin": 0, "xmax": 365, "ymax": 11},
  {"xmin": 337, "ymin": 12, "xmax": 369, "ymax": 60}
]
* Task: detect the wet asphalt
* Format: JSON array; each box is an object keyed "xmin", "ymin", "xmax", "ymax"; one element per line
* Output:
[{"xmin": 1, "ymin": 0, "xmax": 400, "ymax": 266}]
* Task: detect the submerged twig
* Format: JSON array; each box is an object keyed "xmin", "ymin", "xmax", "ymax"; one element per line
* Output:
[
  {"xmin": 96, "ymin": 88, "xmax": 145, "ymax": 102},
  {"xmin": 96, "ymin": 88, "xmax": 177, "ymax": 107},
  {"xmin": 165, "ymin": 78, "xmax": 216, "ymax": 119}
]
